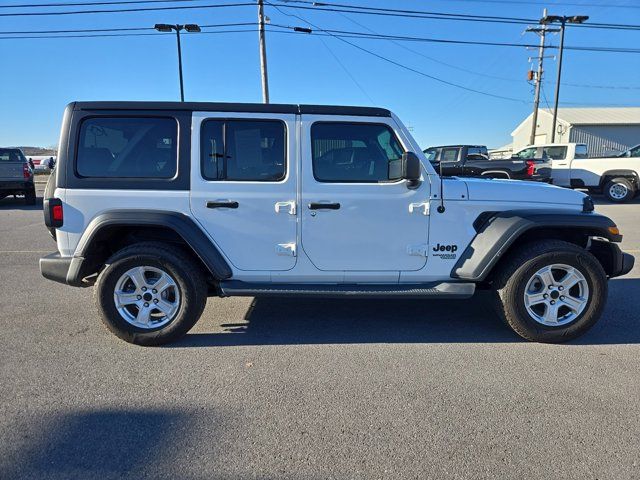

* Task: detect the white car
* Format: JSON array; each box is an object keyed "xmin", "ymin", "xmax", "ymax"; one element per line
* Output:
[{"xmin": 40, "ymin": 102, "xmax": 634, "ymax": 346}]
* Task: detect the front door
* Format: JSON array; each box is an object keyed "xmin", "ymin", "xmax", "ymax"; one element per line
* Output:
[
  {"xmin": 190, "ymin": 112, "xmax": 297, "ymax": 271},
  {"xmin": 300, "ymin": 117, "xmax": 430, "ymax": 272}
]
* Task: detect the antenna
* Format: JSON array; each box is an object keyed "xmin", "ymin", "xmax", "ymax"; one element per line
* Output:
[{"xmin": 437, "ymin": 159, "xmax": 446, "ymax": 213}]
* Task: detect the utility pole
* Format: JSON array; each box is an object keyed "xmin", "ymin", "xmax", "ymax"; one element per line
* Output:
[
  {"xmin": 527, "ymin": 9, "xmax": 549, "ymax": 146},
  {"xmin": 540, "ymin": 14, "xmax": 589, "ymax": 143},
  {"xmin": 257, "ymin": 0, "xmax": 270, "ymax": 103}
]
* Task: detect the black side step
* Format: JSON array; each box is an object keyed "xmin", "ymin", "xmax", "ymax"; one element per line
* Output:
[{"xmin": 219, "ymin": 281, "xmax": 475, "ymax": 299}]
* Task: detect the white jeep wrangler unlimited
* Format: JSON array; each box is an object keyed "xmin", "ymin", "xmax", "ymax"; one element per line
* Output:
[{"xmin": 40, "ymin": 102, "xmax": 634, "ymax": 346}]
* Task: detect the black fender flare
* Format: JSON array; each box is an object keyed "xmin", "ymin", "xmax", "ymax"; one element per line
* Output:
[
  {"xmin": 72, "ymin": 210, "xmax": 232, "ymax": 283},
  {"xmin": 599, "ymin": 170, "xmax": 639, "ymax": 187},
  {"xmin": 451, "ymin": 209, "xmax": 620, "ymax": 281}
]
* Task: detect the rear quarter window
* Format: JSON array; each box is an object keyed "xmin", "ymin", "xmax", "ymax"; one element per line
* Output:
[{"xmin": 76, "ymin": 117, "xmax": 178, "ymax": 178}]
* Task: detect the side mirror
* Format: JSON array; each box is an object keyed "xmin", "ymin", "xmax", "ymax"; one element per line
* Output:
[
  {"xmin": 389, "ymin": 152, "xmax": 421, "ymax": 187},
  {"xmin": 402, "ymin": 152, "xmax": 421, "ymax": 188}
]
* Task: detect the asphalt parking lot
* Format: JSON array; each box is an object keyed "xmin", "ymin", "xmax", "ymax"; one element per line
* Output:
[{"xmin": 1, "ymin": 181, "xmax": 639, "ymax": 480}]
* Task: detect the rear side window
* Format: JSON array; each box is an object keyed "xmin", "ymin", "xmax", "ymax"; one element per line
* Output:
[
  {"xmin": 575, "ymin": 145, "xmax": 588, "ymax": 159},
  {"xmin": 201, "ymin": 119, "xmax": 286, "ymax": 181},
  {"xmin": 311, "ymin": 122, "xmax": 404, "ymax": 183},
  {"xmin": 440, "ymin": 148, "xmax": 459, "ymax": 163},
  {"xmin": 77, "ymin": 117, "xmax": 177, "ymax": 178},
  {"xmin": 543, "ymin": 146, "xmax": 567, "ymax": 160}
]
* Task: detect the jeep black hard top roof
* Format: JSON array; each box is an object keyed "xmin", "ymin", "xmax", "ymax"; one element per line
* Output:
[{"xmin": 72, "ymin": 101, "xmax": 391, "ymax": 117}]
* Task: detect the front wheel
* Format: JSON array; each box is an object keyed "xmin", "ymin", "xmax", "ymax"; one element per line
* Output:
[
  {"xmin": 95, "ymin": 242, "xmax": 207, "ymax": 346},
  {"xmin": 493, "ymin": 240, "xmax": 607, "ymax": 343}
]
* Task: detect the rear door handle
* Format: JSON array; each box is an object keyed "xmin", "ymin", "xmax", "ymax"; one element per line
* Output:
[
  {"xmin": 308, "ymin": 202, "xmax": 340, "ymax": 210},
  {"xmin": 207, "ymin": 200, "xmax": 239, "ymax": 209}
]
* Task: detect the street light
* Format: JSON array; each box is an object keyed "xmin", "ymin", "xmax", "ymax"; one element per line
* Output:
[
  {"xmin": 539, "ymin": 14, "xmax": 589, "ymax": 143},
  {"xmin": 154, "ymin": 23, "xmax": 201, "ymax": 102}
]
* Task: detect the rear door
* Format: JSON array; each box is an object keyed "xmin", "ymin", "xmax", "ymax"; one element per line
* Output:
[
  {"xmin": 543, "ymin": 145, "xmax": 570, "ymax": 186},
  {"xmin": 190, "ymin": 112, "xmax": 298, "ymax": 271},
  {"xmin": 440, "ymin": 147, "xmax": 463, "ymax": 176},
  {"xmin": 300, "ymin": 116, "xmax": 430, "ymax": 273}
]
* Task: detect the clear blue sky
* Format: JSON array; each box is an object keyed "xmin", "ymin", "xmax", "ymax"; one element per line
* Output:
[{"xmin": 1, "ymin": 0, "xmax": 639, "ymax": 149}]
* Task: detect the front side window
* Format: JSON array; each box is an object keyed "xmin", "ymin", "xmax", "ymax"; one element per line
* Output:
[
  {"xmin": 628, "ymin": 145, "xmax": 640, "ymax": 158},
  {"xmin": 543, "ymin": 146, "xmax": 567, "ymax": 160},
  {"xmin": 423, "ymin": 148, "xmax": 437, "ymax": 161},
  {"xmin": 77, "ymin": 117, "xmax": 177, "ymax": 178},
  {"xmin": 201, "ymin": 119, "xmax": 286, "ymax": 181},
  {"xmin": 514, "ymin": 147, "xmax": 537, "ymax": 160},
  {"xmin": 311, "ymin": 122, "xmax": 404, "ymax": 183}
]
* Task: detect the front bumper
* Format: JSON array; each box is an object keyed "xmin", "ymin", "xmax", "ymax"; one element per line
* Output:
[
  {"xmin": 590, "ymin": 240, "xmax": 635, "ymax": 278},
  {"xmin": 40, "ymin": 252, "xmax": 92, "ymax": 287}
]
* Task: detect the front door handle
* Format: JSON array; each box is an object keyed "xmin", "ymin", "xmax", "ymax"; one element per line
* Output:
[
  {"xmin": 207, "ymin": 200, "xmax": 239, "ymax": 209},
  {"xmin": 308, "ymin": 202, "xmax": 340, "ymax": 210}
]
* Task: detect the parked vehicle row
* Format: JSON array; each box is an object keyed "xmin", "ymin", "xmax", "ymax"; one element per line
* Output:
[
  {"xmin": 424, "ymin": 145, "xmax": 551, "ymax": 182},
  {"xmin": 423, "ymin": 141, "xmax": 639, "ymax": 203},
  {"xmin": 40, "ymin": 101, "xmax": 633, "ymax": 346}
]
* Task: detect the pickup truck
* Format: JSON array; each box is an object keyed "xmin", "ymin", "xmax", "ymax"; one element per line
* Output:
[
  {"xmin": 424, "ymin": 144, "xmax": 551, "ymax": 182},
  {"xmin": 0, "ymin": 148, "xmax": 36, "ymax": 205},
  {"xmin": 518, "ymin": 143, "xmax": 640, "ymax": 202}
]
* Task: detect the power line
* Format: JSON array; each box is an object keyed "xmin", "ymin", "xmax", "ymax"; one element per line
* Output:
[
  {"xmin": 0, "ymin": 0, "xmax": 208, "ymax": 8},
  {"xmin": 452, "ymin": 0, "xmax": 640, "ymax": 9},
  {"xmin": 0, "ymin": 1, "xmax": 253, "ymax": 17},
  {"xmin": 266, "ymin": 2, "xmax": 528, "ymax": 103},
  {"xmin": 336, "ymin": 11, "xmax": 524, "ymax": 84},
  {"xmin": 269, "ymin": 25, "xmax": 640, "ymax": 55},
  {"xmin": 272, "ymin": 1, "xmax": 640, "ymax": 32},
  {"xmin": 0, "ymin": 28, "xmax": 255, "ymax": 40},
  {"xmin": 1, "ymin": 22, "xmax": 254, "ymax": 35}
]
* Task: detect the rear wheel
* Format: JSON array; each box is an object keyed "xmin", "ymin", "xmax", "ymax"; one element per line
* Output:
[
  {"xmin": 95, "ymin": 242, "xmax": 207, "ymax": 346},
  {"xmin": 493, "ymin": 240, "xmax": 607, "ymax": 343},
  {"xmin": 604, "ymin": 177, "xmax": 635, "ymax": 203},
  {"xmin": 24, "ymin": 187, "xmax": 36, "ymax": 205}
]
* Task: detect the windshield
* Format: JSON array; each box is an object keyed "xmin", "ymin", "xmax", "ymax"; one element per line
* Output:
[{"xmin": 0, "ymin": 149, "xmax": 26, "ymax": 162}]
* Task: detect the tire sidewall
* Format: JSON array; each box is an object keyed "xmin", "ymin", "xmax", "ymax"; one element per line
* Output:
[
  {"xmin": 96, "ymin": 252, "xmax": 199, "ymax": 345},
  {"xmin": 503, "ymin": 250, "xmax": 607, "ymax": 343},
  {"xmin": 605, "ymin": 178, "xmax": 634, "ymax": 203}
]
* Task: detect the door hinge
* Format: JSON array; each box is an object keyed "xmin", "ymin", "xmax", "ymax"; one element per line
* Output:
[
  {"xmin": 409, "ymin": 201, "xmax": 430, "ymax": 216},
  {"xmin": 275, "ymin": 201, "xmax": 296, "ymax": 215},
  {"xmin": 276, "ymin": 243, "xmax": 297, "ymax": 257},
  {"xmin": 407, "ymin": 244, "xmax": 428, "ymax": 257}
]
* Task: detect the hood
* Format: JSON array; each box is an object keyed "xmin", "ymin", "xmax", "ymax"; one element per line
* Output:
[{"xmin": 461, "ymin": 177, "xmax": 586, "ymax": 207}]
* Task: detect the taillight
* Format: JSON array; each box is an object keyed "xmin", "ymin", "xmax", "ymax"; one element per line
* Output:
[
  {"xmin": 52, "ymin": 205, "xmax": 63, "ymax": 222},
  {"xmin": 526, "ymin": 160, "xmax": 535, "ymax": 177},
  {"xmin": 44, "ymin": 198, "xmax": 64, "ymax": 228},
  {"xmin": 23, "ymin": 163, "xmax": 31, "ymax": 179}
]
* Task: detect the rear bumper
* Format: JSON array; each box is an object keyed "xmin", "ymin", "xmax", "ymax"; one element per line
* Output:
[
  {"xmin": 40, "ymin": 252, "xmax": 92, "ymax": 287},
  {"xmin": 0, "ymin": 180, "xmax": 33, "ymax": 192}
]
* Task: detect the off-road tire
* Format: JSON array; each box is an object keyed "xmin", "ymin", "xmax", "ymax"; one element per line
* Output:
[
  {"xmin": 492, "ymin": 240, "xmax": 607, "ymax": 343},
  {"xmin": 95, "ymin": 242, "xmax": 207, "ymax": 346},
  {"xmin": 604, "ymin": 177, "xmax": 635, "ymax": 203},
  {"xmin": 24, "ymin": 187, "xmax": 36, "ymax": 205}
]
